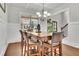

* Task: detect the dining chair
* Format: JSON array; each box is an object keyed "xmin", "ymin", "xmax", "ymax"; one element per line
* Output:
[
  {"xmin": 19, "ymin": 30, "xmax": 27, "ymax": 56},
  {"xmin": 29, "ymin": 36, "xmax": 41, "ymax": 56},
  {"xmin": 19, "ymin": 30, "xmax": 32, "ymax": 56},
  {"xmin": 24, "ymin": 32, "xmax": 41, "ymax": 56},
  {"xmin": 20, "ymin": 30, "xmax": 41, "ymax": 56},
  {"xmin": 43, "ymin": 32, "xmax": 63, "ymax": 56}
]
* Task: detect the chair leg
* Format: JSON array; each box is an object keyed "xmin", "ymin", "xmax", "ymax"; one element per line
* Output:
[
  {"xmin": 21, "ymin": 43, "xmax": 23, "ymax": 56},
  {"xmin": 24, "ymin": 42, "xmax": 26, "ymax": 56},
  {"xmin": 27, "ymin": 44, "xmax": 29, "ymax": 56},
  {"xmin": 54, "ymin": 49, "xmax": 56, "ymax": 56},
  {"xmin": 59, "ymin": 44, "xmax": 62, "ymax": 56},
  {"xmin": 51, "ymin": 45, "xmax": 53, "ymax": 56}
]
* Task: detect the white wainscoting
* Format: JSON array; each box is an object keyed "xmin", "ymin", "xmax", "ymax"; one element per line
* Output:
[
  {"xmin": 62, "ymin": 22, "xmax": 79, "ymax": 48},
  {"xmin": 7, "ymin": 23, "xmax": 21, "ymax": 43}
]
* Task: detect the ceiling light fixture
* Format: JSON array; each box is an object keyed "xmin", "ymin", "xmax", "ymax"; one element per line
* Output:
[{"xmin": 36, "ymin": 3, "xmax": 51, "ymax": 18}]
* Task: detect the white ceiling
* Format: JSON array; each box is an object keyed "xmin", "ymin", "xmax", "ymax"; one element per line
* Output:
[{"xmin": 7, "ymin": 3, "xmax": 64, "ymax": 15}]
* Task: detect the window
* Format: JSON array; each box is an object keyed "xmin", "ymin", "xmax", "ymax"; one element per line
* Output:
[
  {"xmin": 47, "ymin": 19, "xmax": 57, "ymax": 32},
  {"xmin": 52, "ymin": 21, "xmax": 57, "ymax": 32}
]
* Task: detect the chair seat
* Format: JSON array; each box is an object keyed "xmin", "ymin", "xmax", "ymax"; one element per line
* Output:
[
  {"xmin": 44, "ymin": 43, "xmax": 59, "ymax": 47},
  {"xmin": 44, "ymin": 40, "xmax": 60, "ymax": 46},
  {"xmin": 31, "ymin": 37, "xmax": 38, "ymax": 43},
  {"xmin": 50, "ymin": 41, "xmax": 59, "ymax": 46}
]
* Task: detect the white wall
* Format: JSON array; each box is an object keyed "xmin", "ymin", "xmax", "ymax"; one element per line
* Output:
[
  {"xmin": 40, "ymin": 19, "xmax": 47, "ymax": 32},
  {"xmin": 7, "ymin": 6, "xmax": 26, "ymax": 43},
  {"xmin": 0, "ymin": 4, "xmax": 8, "ymax": 55},
  {"xmin": 63, "ymin": 22, "xmax": 79, "ymax": 48},
  {"xmin": 53, "ymin": 14, "xmax": 62, "ymax": 32},
  {"xmin": 69, "ymin": 4, "xmax": 79, "ymax": 22},
  {"xmin": 52, "ymin": 3, "xmax": 79, "ymax": 48},
  {"xmin": 7, "ymin": 23, "xmax": 21, "ymax": 43}
]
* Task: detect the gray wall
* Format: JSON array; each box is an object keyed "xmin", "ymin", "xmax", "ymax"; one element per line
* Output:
[{"xmin": 0, "ymin": 4, "xmax": 8, "ymax": 55}]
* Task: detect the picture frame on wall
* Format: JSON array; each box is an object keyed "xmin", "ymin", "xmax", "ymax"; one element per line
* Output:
[{"xmin": 0, "ymin": 3, "xmax": 6, "ymax": 13}]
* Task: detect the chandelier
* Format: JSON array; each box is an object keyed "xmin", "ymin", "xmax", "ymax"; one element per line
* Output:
[{"xmin": 36, "ymin": 3, "xmax": 51, "ymax": 18}]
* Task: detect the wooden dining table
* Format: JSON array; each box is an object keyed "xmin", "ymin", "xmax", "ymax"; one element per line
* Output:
[{"xmin": 26, "ymin": 31, "xmax": 52, "ymax": 56}]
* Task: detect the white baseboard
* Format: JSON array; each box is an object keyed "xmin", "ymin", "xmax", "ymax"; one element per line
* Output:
[
  {"xmin": 0, "ymin": 43, "xmax": 8, "ymax": 56},
  {"xmin": 7, "ymin": 38, "xmax": 21, "ymax": 43},
  {"xmin": 62, "ymin": 40, "xmax": 79, "ymax": 48},
  {"xmin": 0, "ymin": 39, "xmax": 20, "ymax": 56}
]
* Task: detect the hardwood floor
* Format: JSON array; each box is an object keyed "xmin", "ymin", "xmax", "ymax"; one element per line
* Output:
[
  {"xmin": 4, "ymin": 42, "xmax": 21, "ymax": 56},
  {"xmin": 62, "ymin": 44, "xmax": 79, "ymax": 56},
  {"xmin": 4, "ymin": 42, "xmax": 79, "ymax": 56}
]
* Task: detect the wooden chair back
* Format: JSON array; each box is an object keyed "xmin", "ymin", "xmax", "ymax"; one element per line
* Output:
[
  {"xmin": 52, "ymin": 32, "xmax": 62, "ymax": 43},
  {"xmin": 51, "ymin": 32, "xmax": 63, "ymax": 56},
  {"xmin": 19, "ymin": 30, "xmax": 27, "ymax": 56}
]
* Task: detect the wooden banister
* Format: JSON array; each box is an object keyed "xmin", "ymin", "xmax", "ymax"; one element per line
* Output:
[{"xmin": 61, "ymin": 24, "xmax": 68, "ymax": 30}]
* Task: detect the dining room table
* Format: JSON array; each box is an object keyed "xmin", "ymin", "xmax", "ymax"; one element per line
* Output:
[{"xmin": 26, "ymin": 30, "xmax": 52, "ymax": 56}]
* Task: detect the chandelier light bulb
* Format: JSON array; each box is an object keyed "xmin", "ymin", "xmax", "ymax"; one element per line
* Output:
[
  {"xmin": 44, "ymin": 11, "xmax": 48, "ymax": 14},
  {"xmin": 36, "ymin": 12, "xmax": 40, "ymax": 15},
  {"xmin": 47, "ymin": 13, "xmax": 51, "ymax": 16},
  {"xmin": 38, "ymin": 14, "xmax": 41, "ymax": 17},
  {"xmin": 43, "ymin": 15, "xmax": 46, "ymax": 17}
]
